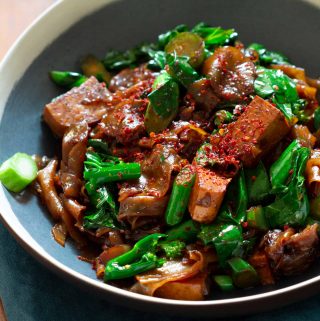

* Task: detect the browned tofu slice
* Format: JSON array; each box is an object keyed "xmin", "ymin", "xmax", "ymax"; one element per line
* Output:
[
  {"xmin": 188, "ymin": 166, "xmax": 231, "ymax": 224},
  {"xmin": 221, "ymin": 95, "xmax": 291, "ymax": 167},
  {"xmin": 43, "ymin": 76, "xmax": 110, "ymax": 137}
]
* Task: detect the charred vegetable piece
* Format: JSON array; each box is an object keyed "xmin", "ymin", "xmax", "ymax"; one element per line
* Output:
[
  {"xmin": 246, "ymin": 206, "xmax": 268, "ymax": 231},
  {"xmin": 49, "ymin": 71, "xmax": 87, "ymax": 89},
  {"xmin": 159, "ymin": 240, "xmax": 186, "ymax": 259},
  {"xmin": 166, "ymin": 219, "xmax": 199, "ymax": 242},
  {"xmin": 269, "ymin": 140, "xmax": 301, "ymax": 192},
  {"xmin": 81, "ymin": 55, "xmax": 112, "ymax": 84},
  {"xmin": 198, "ymin": 224, "xmax": 243, "ymax": 266},
  {"xmin": 166, "ymin": 54, "xmax": 200, "ymax": 88},
  {"xmin": 265, "ymin": 147, "xmax": 310, "ymax": 228},
  {"xmin": 165, "ymin": 32, "xmax": 205, "ymax": 68},
  {"xmin": 248, "ymin": 43, "xmax": 290, "ymax": 66},
  {"xmin": 214, "ymin": 275, "xmax": 234, "ymax": 291},
  {"xmin": 192, "ymin": 23, "xmax": 237, "ymax": 48},
  {"xmin": 228, "ymin": 257, "xmax": 259, "ymax": 288},
  {"xmin": 0, "ymin": 153, "xmax": 37, "ymax": 193},
  {"xmin": 104, "ymin": 233, "xmax": 166, "ymax": 280},
  {"xmin": 244, "ymin": 161, "xmax": 271, "ymax": 204},
  {"xmin": 165, "ymin": 165, "xmax": 196, "ymax": 226},
  {"xmin": 145, "ymin": 72, "xmax": 179, "ymax": 133}
]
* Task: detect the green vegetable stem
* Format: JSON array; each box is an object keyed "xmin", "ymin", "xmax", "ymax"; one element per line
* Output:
[
  {"xmin": 49, "ymin": 71, "xmax": 87, "ymax": 89},
  {"xmin": 165, "ymin": 165, "xmax": 196, "ymax": 226},
  {"xmin": 228, "ymin": 257, "xmax": 259, "ymax": 288},
  {"xmin": 0, "ymin": 153, "xmax": 38, "ymax": 193},
  {"xmin": 214, "ymin": 275, "xmax": 235, "ymax": 291},
  {"xmin": 84, "ymin": 162, "xmax": 141, "ymax": 186},
  {"xmin": 104, "ymin": 234, "xmax": 166, "ymax": 280}
]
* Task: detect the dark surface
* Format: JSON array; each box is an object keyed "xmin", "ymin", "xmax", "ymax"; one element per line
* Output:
[
  {"xmin": 2, "ymin": 222, "xmax": 320, "ymax": 321},
  {"xmin": 0, "ymin": 0, "xmax": 320, "ymax": 318}
]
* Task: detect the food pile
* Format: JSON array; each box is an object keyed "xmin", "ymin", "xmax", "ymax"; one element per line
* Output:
[{"xmin": 1, "ymin": 23, "xmax": 320, "ymax": 300}]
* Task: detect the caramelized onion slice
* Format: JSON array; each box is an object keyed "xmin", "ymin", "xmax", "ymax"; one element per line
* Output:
[{"xmin": 51, "ymin": 222, "xmax": 67, "ymax": 247}]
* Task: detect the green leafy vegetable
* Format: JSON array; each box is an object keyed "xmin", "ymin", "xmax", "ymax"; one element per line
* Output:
[
  {"xmin": 217, "ymin": 169, "xmax": 248, "ymax": 225},
  {"xmin": 166, "ymin": 53, "xmax": 200, "ymax": 88},
  {"xmin": 166, "ymin": 219, "xmax": 199, "ymax": 242},
  {"xmin": 83, "ymin": 184, "xmax": 119, "ymax": 229},
  {"xmin": 83, "ymin": 148, "xmax": 140, "ymax": 229},
  {"xmin": 254, "ymin": 67, "xmax": 302, "ymax": 121},
  {"xmin": 248, "ymin": 43, "xmax": 290, "ymax": 66},
  {"xmin": 244, "ymin": 161, "xmax": 271, "ymax": 204},
  {"xmin": 198, "ymin": 223, "xmax": 243, "ymax": 266},
  {"xmin": 192, "ymin": 22, "xmax": 238, "ymax": 48},
  {"xmin": 269, "ymin": 139, "xmax": 301, "ymax": 193},
  {"xmin": 265, "ymin": 147, "xmax": 311, "ymax": 228}
]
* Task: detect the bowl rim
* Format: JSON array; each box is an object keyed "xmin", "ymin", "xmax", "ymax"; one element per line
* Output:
[{"xmin": 1, "ymin": 0, "xmax": 320, "ymax": 312}]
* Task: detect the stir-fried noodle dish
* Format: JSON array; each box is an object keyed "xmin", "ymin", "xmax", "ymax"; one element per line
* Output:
[{"xmin": 1, "ymin": 23, "xmax": 320, "ymax": 300}]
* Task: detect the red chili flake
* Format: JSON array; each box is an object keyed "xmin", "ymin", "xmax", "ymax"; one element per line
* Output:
[
  {"xmin": 251, "ymin": 175, "xmax": 256, "ymax": 182},
  {"xmin": 242, "ymin": 221, "xmax": 248, "ymax": 228},
  {"xmin": 289, "ymin": 169, "xmax": 294, "ymax": 175},
  {"xmin": 283, "ymin": 225, "xmax": 289, "ymax": 230}
]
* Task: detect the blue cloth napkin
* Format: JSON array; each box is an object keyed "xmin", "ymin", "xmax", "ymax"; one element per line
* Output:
[{"xmin": 1, "ymin": 222, "xmax": 320, "ymax": 321}]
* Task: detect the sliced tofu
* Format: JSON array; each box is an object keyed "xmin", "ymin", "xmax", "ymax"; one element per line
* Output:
[
  {"xmin": 221, "ymin": 96, "xmax": 291, "ymax": 167},
  {"xmin": 43, "ymin": 76, "xmax": 110, "ymax": 137},
  {"xmin": 188, "ymin": 166, "xmax": 231, "ymax": 224}
]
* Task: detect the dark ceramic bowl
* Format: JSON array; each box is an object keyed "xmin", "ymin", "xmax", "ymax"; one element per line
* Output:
[{"xmin": 0, "ymin": 0, "xmax": 320, "ymax": 317}]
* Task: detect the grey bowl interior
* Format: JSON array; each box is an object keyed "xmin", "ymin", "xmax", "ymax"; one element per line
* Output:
[{"xmin": 1, "ymin": 0, "xmax": 320, "ymax": 317}]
